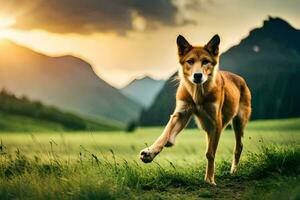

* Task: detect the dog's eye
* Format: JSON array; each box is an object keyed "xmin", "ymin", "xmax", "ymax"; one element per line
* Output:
[
  {"xmin": 186, "ymin": 59, "xmax": 195, "ymax": 65},
  {"xmin": 202, "ymin": 59, "xmax": 209, "ymax": 65}
]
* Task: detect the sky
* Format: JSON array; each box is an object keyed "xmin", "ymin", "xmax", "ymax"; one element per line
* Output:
[{"xmin": 0, "ymin": 0, "xmax": 299, "ymax": 88}]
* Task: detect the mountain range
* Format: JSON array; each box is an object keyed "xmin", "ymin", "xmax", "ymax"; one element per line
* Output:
[
  {"xmin": 0, "ymin": 40, "xmax": 141, "ymax": 123},
  {"xmin": 140, "ymin": 17, "xmax": 300, "ymax": 126},
  {"xmin": 121, "ymin": 76, "xmax": 165, "ymax": 108}
]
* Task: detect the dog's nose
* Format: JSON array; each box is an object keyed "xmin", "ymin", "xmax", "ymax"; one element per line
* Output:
[{"xmin": 193, "ymin": 73, "xmax": 203, "ymax": 83}]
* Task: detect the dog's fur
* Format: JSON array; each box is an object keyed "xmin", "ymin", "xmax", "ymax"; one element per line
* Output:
[{"xmin": 140, "ymin": 34, "xmax": 251, "ymax": 185}]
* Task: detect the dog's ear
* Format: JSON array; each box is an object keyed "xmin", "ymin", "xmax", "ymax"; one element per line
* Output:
[
  {"xmin": 177, "ymin": 35, "xmax": 192, "ymax": 56},
  {"xmin": 205, "ymin": 34, "xmax": 220, "ymax": 56}
]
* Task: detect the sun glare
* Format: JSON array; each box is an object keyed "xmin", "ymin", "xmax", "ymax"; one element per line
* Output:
[
  {"xmin": 0, "ymin": 17, "xmax": 16, "ymax": 39},
  {"xmin": 0, "ymin": 17, "xmax": 16, "ymax": 29}
]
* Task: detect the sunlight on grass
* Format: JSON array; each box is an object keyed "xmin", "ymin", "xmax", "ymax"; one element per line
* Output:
[{"xmin": 1, "ymin": 119, "xmax": 300, "ymax": 165}]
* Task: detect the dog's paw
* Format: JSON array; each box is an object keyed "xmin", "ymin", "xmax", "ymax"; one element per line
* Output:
[
  {"xmin": 205, "ymin": 176, "xmax": 217, "ymax": 186},
  {"xmin": 205, "ymin": 179, "xmax": 217, "ymax": 186},
  {"xmin": 230, "ymin": 165, "xmax": 238, "ymax": 174},
  {"xmin": 139, "ymin": 148, "xmax": 158, "ymax": 163}
]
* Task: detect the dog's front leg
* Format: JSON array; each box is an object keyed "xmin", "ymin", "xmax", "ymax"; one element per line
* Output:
[
  {"xmin": 204, "ymin": 126, "xmax": 221, "ymax": 185},
  {"xmin": 196, "ymin": 104, "xmax": 222, "ymax": 185},
  {"xmin": 140, "ymin": 101, "xmax": 192, "ymax": 163}
]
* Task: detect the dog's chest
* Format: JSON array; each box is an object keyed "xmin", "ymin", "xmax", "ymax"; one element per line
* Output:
[{"xmin": 192, "ymin": 92, "xmax": 219, "ymax": 114}]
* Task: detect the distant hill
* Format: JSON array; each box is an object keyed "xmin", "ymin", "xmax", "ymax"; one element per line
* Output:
[
  {"xmin": 121, "ymin": 76, "xmax": 165, "ymax": 108},
  {"xmin": 0, "ymin": 40, "xmax": 142, "ymax": 123},
  {"xmin": 140, "ymin": 17, "xmax": 300, "ymax": 126},
  {"xmin": 0, "ymin": 89, "xmax": 122, "ymax": 132}
]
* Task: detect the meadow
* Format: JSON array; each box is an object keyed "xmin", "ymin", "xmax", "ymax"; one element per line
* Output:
[{"xmin": 1, "ymin": 118, "xmax": 300, "ymax": 199}]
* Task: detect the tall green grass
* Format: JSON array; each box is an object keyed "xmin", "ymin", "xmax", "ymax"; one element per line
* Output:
[
  {"xmin": 1, "ymin": 119, "xmax": 300, "ymax": 199},
  {"xmin": 1, "ymin": 141, "xmax": 300, "ymax": 200}
]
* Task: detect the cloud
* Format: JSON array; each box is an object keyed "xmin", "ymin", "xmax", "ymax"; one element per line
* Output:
[{"xmin": 0, "ymin": 0, "xmax": 189, "ymax": 34}]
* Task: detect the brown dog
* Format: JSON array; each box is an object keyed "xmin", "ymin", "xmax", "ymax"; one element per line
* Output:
[{"xmin": 139, "ymin": 34, "xmax": 251, "ymax": 185}]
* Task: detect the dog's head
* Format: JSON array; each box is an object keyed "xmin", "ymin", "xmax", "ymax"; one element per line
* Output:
[{"xmin": 176, "ymin": 34, "xmax": 220, "ymax": 85}]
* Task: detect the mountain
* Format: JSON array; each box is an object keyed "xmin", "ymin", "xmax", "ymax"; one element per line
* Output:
[
  {"xmin": 0, "ymin": 40, "xmax": 141, "ymax": 123},
  {"xmin": 140, "ymin": 17, "xmax": 300, "ymax": 125},
  {"xmin": 0, "ymin": 89, "xmax": 122, "ymax": 132},
  {"xmin": 139, "ymin": 73, "xmax": 177, "ymax": 126},
  {"xmin": 121, "ymin": 76, "xmax": 165, "ymax": 108},
  {"xmin": 220, "ymin": 17, "xmax": 300, "ymax": 119}
]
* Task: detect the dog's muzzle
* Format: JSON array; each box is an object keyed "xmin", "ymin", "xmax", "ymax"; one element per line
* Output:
[{"xmin": 193, "ymin": 73, "xmax": 203, "ymax": 84}]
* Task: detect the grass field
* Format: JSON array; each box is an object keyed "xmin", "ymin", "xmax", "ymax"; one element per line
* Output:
[{"xmin": 1, "ymin": 118, "xmax": 300, "ymax": 199}]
